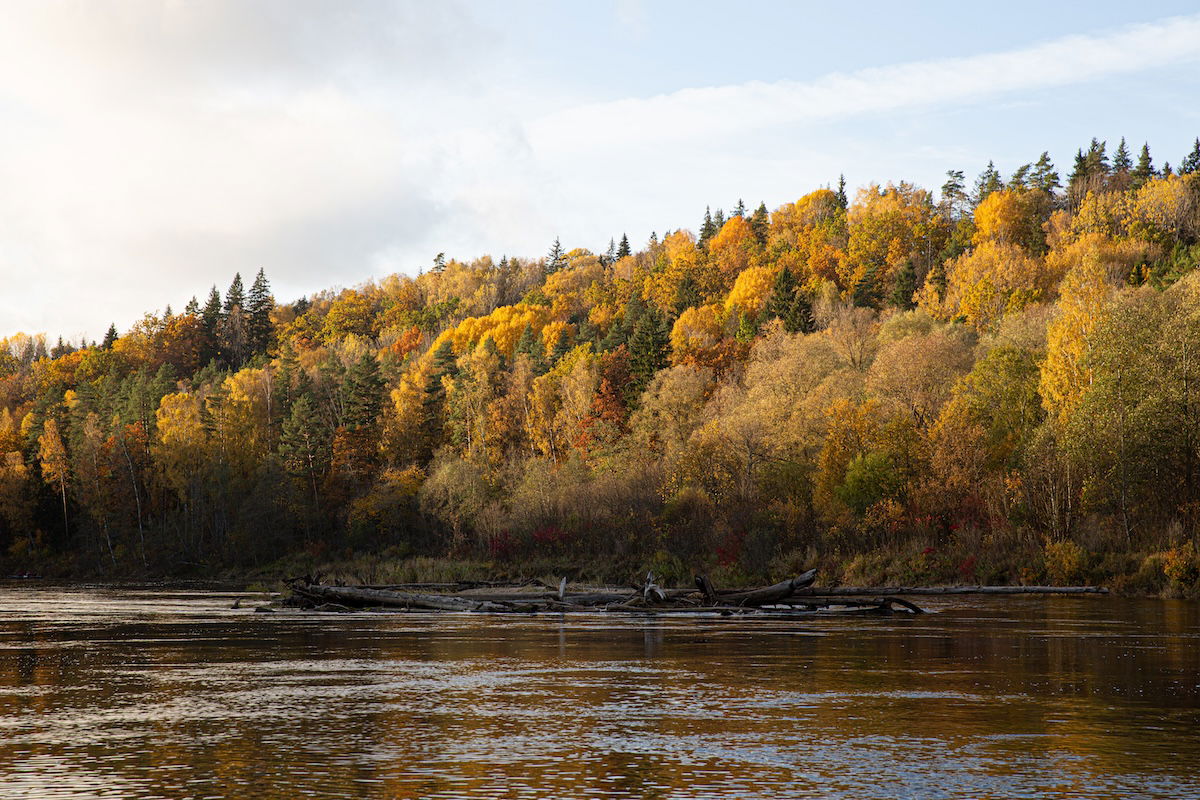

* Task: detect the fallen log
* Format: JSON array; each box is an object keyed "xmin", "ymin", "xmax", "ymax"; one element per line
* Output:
[
  {"xmin": 799, "ymin": 584, "xmax": 1108, "ymax": 596},
  {"xmin": 701, "ymin": 569, "xmax": 818, "ymax": 607},
  {"xmin": 293, "ymin": 583, "xmax": 514, "ymax": 612}
]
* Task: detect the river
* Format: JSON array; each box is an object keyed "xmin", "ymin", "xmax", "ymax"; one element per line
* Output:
[{"xmin": 0, "ymin": 586, "xmax": 1196, "ymax": 799}]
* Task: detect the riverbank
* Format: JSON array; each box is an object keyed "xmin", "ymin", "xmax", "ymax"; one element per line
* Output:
[{"xmin": 6, "ymin": 533, "xmax": 1198, "ymax": 598}]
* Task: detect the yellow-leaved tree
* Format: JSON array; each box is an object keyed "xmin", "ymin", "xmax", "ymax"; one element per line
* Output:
[{"xmin": 1040, "ymin": 253, "xmax": 1112, "ymax": 426}]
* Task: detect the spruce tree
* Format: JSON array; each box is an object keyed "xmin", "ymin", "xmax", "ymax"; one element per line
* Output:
[
  {"xmin": 835, "ymin": 175, "xmax": 848, "ymax": 209},
  {"xmin": 764, "ymin": 266, "xmax": 799, "ymax": 322},
  {"xmin": 1181, "ymin": 138, "xmax": 1200, "ymax": 176},
  {"xmin": 617, "ymin": 234, "xmax": 631, "ymax": 259},
  {"xmin": 101, "ymin": 324, "xmax": 118, "ymax": 351},
  {"xmin": 749, "ymin": 202, "xmax": 769, "ymax": 244},
  {"xmin": 223, "ymin": 273, "xmax": 244, "ymax": 315},
  {"xmin": 627, "ymin": 312, "xmax": 668, "ymax": 403},
  {"xmin": 1132, "ymin": 143, "xmax": 1155, "ymax": 189},
  {"xmin": 603, "ymin": 238, "xmax": 617, "ymax": 265},
  {"xmin": 514, "ymin": 324, "xmax": 545, "ymax": 372},
  {"xmin": 699, "ymin": 206, "xmax": 716, "ymax": 245},
  {"xmin": 712, "ymin": 208, "xmax": 726, "ymax": 231},
  {"xmin": 184, "ymin": 296, "xmax": 200, "ymax": 316},
  {"xmin": 1113, "ymin": 137, "xmax": 1132, "ymax": 173},
  {"xmin": 941, "ymin": 170, "xmax": 968, "ymax": 218},
  {"xmin": 890, "ymin": 261, "xmax": 918, "ymax": 310},
  {"xmin": 673, "ymin": 274, "xmax": 701, "ymax": 314},
  {"xmin": 545, "ymin": 238, "xmax": 565, "ymax": 273},
  {"xmin": 279, "ymin": 393, "xmax": 331, "ymax": 509},
  {"xmin": 733, "ymin": 199, "xmax": 746, "ymax": 218},
  {"xmin": 549, "ymin": 327, "xmax": 572, "ymax": 364},
  {"xmin": 973, "ymin": 161, "xmax": 1003, "ymax": 205},
  {"xmin": 247, "ymin": 268, "xmax": 273, "ymax": 354},
  {"xmin": 343, "ymin": 353, "xmax": 385, "ymax": 430},
  {"xmin": 1031, "ymin": 152, "xmax": 1060, "ymax": 195}
]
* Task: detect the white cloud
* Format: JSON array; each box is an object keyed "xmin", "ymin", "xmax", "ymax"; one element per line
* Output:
[
  {"xmin": 530, "ymin": 14, "xmax": 1200, "ymax": 153},
  {"xmin": 1, "ymin": 6, "xmax": 1198, "ymax": 342}
]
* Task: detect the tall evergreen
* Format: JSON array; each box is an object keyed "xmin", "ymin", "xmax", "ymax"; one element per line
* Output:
[
  {"xmin": 749, "ymin": 202, "xmax": 769, "ymax": 244},
  {"xmin": 183, "ymin": 296, "xmax": 200, "ymax": 316},
  {"xmin": 1132, "ymin": 143, "xmax": 1155, "ymax": 189},
  {"xmin": 699, "ymin": 206, "xmax": 716, "ymax": 245},
  {"xmin": 732, "ymin": 198, "xmax": 747, "ymax": 218},
  {"xmin": 1181, "ymin": 137, "xmax": 1200, "ymax": 176},
  {"xmin": 627, "ymin": 312, "xmax": 669, "ymax": 404},
  {"xmin": 1030, "ymin": 152, "xmax": 1060, "ymax": 195},
  {"xmin": 201, "ymin": 286, "xmax": 222, "ymax": 364},
  {"xmin": 223, "ymin": 273, "xmax": 245, "ymax": 315},
  {"xmin": 763, "ymin": 266, "xmax": 815, "ymax": 333},
  {"xmin": 835, "ymin": 175, "xmax": 848, "ymax": 209},
  {"xmin": 1113, "ymin": 137, "xmax": 1132, "ymax": 173},
  {"xmin": 890, "ymin": 261, "xmax": 918, "ymax": 310},
  {"xmin": 101, "ymin": 324, "xmax": 118, "ymax": 351},
  {"xmin": 247, "ymin": 268, "xmax": 273, "ymax": 355},
  {"xmin": 616, "ymin": 233, "xmax": 631, "ymax": 259},
  {"xmin": 343, "ymin": 353, "xmax": 385, "ymax": 430},
  {"xmin": 973, "ymin": 161, "xmax": 1003, "ymax": 205},
  {"xmin": 545, "ymin": 238, "xmax": 566, "ymax": 274},
  {"xmin": 941, "ymin": 170, "xmax": 968, "ymax": 218}
]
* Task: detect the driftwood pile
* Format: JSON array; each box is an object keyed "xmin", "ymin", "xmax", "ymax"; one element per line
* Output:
[{"xmin": 279, "ymin": 568, "xmax": 927, "ymax": 617}]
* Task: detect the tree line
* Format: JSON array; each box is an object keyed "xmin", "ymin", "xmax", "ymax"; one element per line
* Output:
[{"xmin": 3, "ymin": 136, "xmax": 1200, "ymax": 591}]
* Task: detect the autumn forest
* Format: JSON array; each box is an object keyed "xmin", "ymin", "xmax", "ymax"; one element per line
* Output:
[{"xmin": 4, "ymin": 136, "xmax": 1200, "ymax": 593}]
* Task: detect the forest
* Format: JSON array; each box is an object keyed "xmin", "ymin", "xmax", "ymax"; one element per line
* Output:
[{"xmin": 3, "ymin": 136, "xmax": 1200, "ymax": 594}]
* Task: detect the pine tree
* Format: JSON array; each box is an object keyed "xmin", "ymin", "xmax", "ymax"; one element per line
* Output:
[
  {"xmin": 890, "ymin": 261, "xmax": 918, "ymax": 309},
  {"xmin": 1181, "ymin": 137, "xmax": 1200, "ymax": 176},
  {"xmin": 627, "ymin": 312, "xmax": 669, "ymax": 404},
  {"xmin": 712, "ymin": 208, "xmax": 726, "ymax": 231},
  {"xmin": 184, "ymin": 296, "xmax": 200, "ymax": 315},
  {"xmin": 549, "ymin": 327, "xmax": 572, "ymax": 364},
  {"xmin": 1113, "ymin": 137, "xmax": 1132, "ymax": 173},
  {"xmin": 223, "ymin": 273, "xmax": 244, "ymax": 315},
  {"xmin": 764, "ymin": 266, "xmax": 799, "ymax": 322},
  {"xmin": 603, "ymin": 238, "xmax": 617, "ymax": 265},
  {"xmin": 1031, "ymin": 152, "xmax": 1061, "ymax": 195},
  {"xmin": 432, "ymin": 252, "xmax": 446, "ymax": 273},
  {"xmin": 617, "ymin": 234, "xmax": 631, "ymax": 259},
  {"xmin": 101, "ymin": 324, "xmax": 118, "ymax": 351},
  {"xmin": 546, "ymin": 238, "xmax": 565, "ymax": 273},
  {"xmin": 343, "ymin": 353, "xmax": 385, "ymax": 430},
  {"xmin": 699, "ymin": 206, "xmax": 716, "ymax": 245},
  {"xmin": 1067, "ymin": 148, "xmax": 1090, "ymax": 199},
  {"xmin": 940, "ymin": 170, "xmax": 968, "ymax": 218},
  {"xmin": 733, "ymin": 198, "xmax": 747, "ymax": 218},
  {"xmin": 673, "ymin": 274, "xmax": 701, "ymax": 314},
  {"xmin": 279, "ymin": 393, "xmax": 331, "ymax": 509},
  {"xmin": 1132, "ymin": 143, "xmax": 1155, "ymax": 189},
  {"xmin": 1008, "ymin": 164, "xmax": 1031, "ymax": 190},
  {"xmin": 247, "ymin": 268, "xmax": 273, "ymax": 355},
  {"xmin": 973, "ymin": 161, "xmax": 1003, "ymax": 205},
  {"xmin": 835, "ymin": 175, "xmax": 848, "ymax": 209},
  {"xmin": 749, "ymin": 202, "xmax": 769, "ymax": 244}
]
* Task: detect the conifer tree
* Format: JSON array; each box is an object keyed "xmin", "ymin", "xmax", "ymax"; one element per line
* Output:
[
  {"xmin": 101, "ymin": 324, "xmax": 118, "ymax": 351},
  {"xmin": 184, "ymin": 296, "xmax": 200, "ymax": 315},
  {"xmin": 1132, "ymin": 143, "xmax": 1155, "ymax": 189},
  {"xmin": 835, "ymin": 175, "xmax": 848, "ymax": 209},
  {"xmin": 940, "ymin": 170, "xmax": 968, "ymax": 219},
  {"xmin": 627, "ymin": 312, "xmax": 669, "ymax": 404},
  {"xmin": 545, "ymin": 238, "xmax": 565, "ymax": 273},
  {"xmin": 1113, "ymin": 137, "xmax": 1132, "ymax": 173},
  {"xmin": 343, "ymin": 353, "xmax": 385, "ymax": 430},
  {"xmin": 749, "ymin": 202, "xmax": 769, "ymax": 244},
  {"xmin": 973, "ymin": 161, "xmax": 1003, "ymax": 205},
  {"xmin": 247, "ymin": 268, "xmax": 273, "ymax": 355},
  {"xmin": 890, "ymin": 261, "xmax": 918, "ymax": 310},
  {"xmin": 617, "ymin": 233, "xmax": 631, "ymax": 259},
  {"xmin": 699, "ymin": 206, "xmax": 716, "ymax": 245},
  {"xmin": 1031, "ymin": 152, "xmax": 1060, "ymax": 194},
  {"xmin": 1181, "ymin": 137, "xmax": 1200, "ymax": 175},
  {"xmin": 279, "ymin": 393, "xmax": 330, "ymax": 510},
  {"xmin": 223, "ymin": 273, "xmax": 244, "ymax": 315},
  {"xmin": 733, "ymin": 198, "xmax": 746, "ymax": 217},
  {"xmin": 549, "ymin": 327, "xmax": 572, "ymax": 364}
]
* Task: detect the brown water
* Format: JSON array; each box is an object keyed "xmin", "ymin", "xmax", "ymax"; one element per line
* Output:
[{"xmin": 0, "ymin": 588, "xmax": 1196, "ymax": 800}]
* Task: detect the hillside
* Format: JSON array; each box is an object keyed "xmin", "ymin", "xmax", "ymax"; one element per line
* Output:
[{"xmin": 3, "ymin": 138, "xmax": 1200, "ymax": 593}]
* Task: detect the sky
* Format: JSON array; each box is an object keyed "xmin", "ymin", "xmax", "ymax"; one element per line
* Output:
[{"xmin": 1, "ymin": 0, "xmax": 1199, "ymax": 343}]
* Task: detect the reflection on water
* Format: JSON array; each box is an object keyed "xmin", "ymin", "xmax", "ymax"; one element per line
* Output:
[{"xmin": 0, "ymin": 588, "xmax": 1197, "ymax": 799}]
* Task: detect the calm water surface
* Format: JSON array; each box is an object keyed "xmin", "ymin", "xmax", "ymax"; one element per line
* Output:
[{"xmin": 0, "ymin": 586, "xmax": 1196, "ymax": 799}]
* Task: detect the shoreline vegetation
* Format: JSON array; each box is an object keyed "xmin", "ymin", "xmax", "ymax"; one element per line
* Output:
[{"xmin": 3, "ymin": 137, "xmax": 1200, "ymax": 599}]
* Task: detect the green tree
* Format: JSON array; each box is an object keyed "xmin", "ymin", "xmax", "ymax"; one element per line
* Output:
[
  {"xmin": 1132, "ymin": 142, "xmax": 1155, "ymax": 189},
  {"xmin": 247, "ymin": 268, "xmax": 274, "ymax": 355}
]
